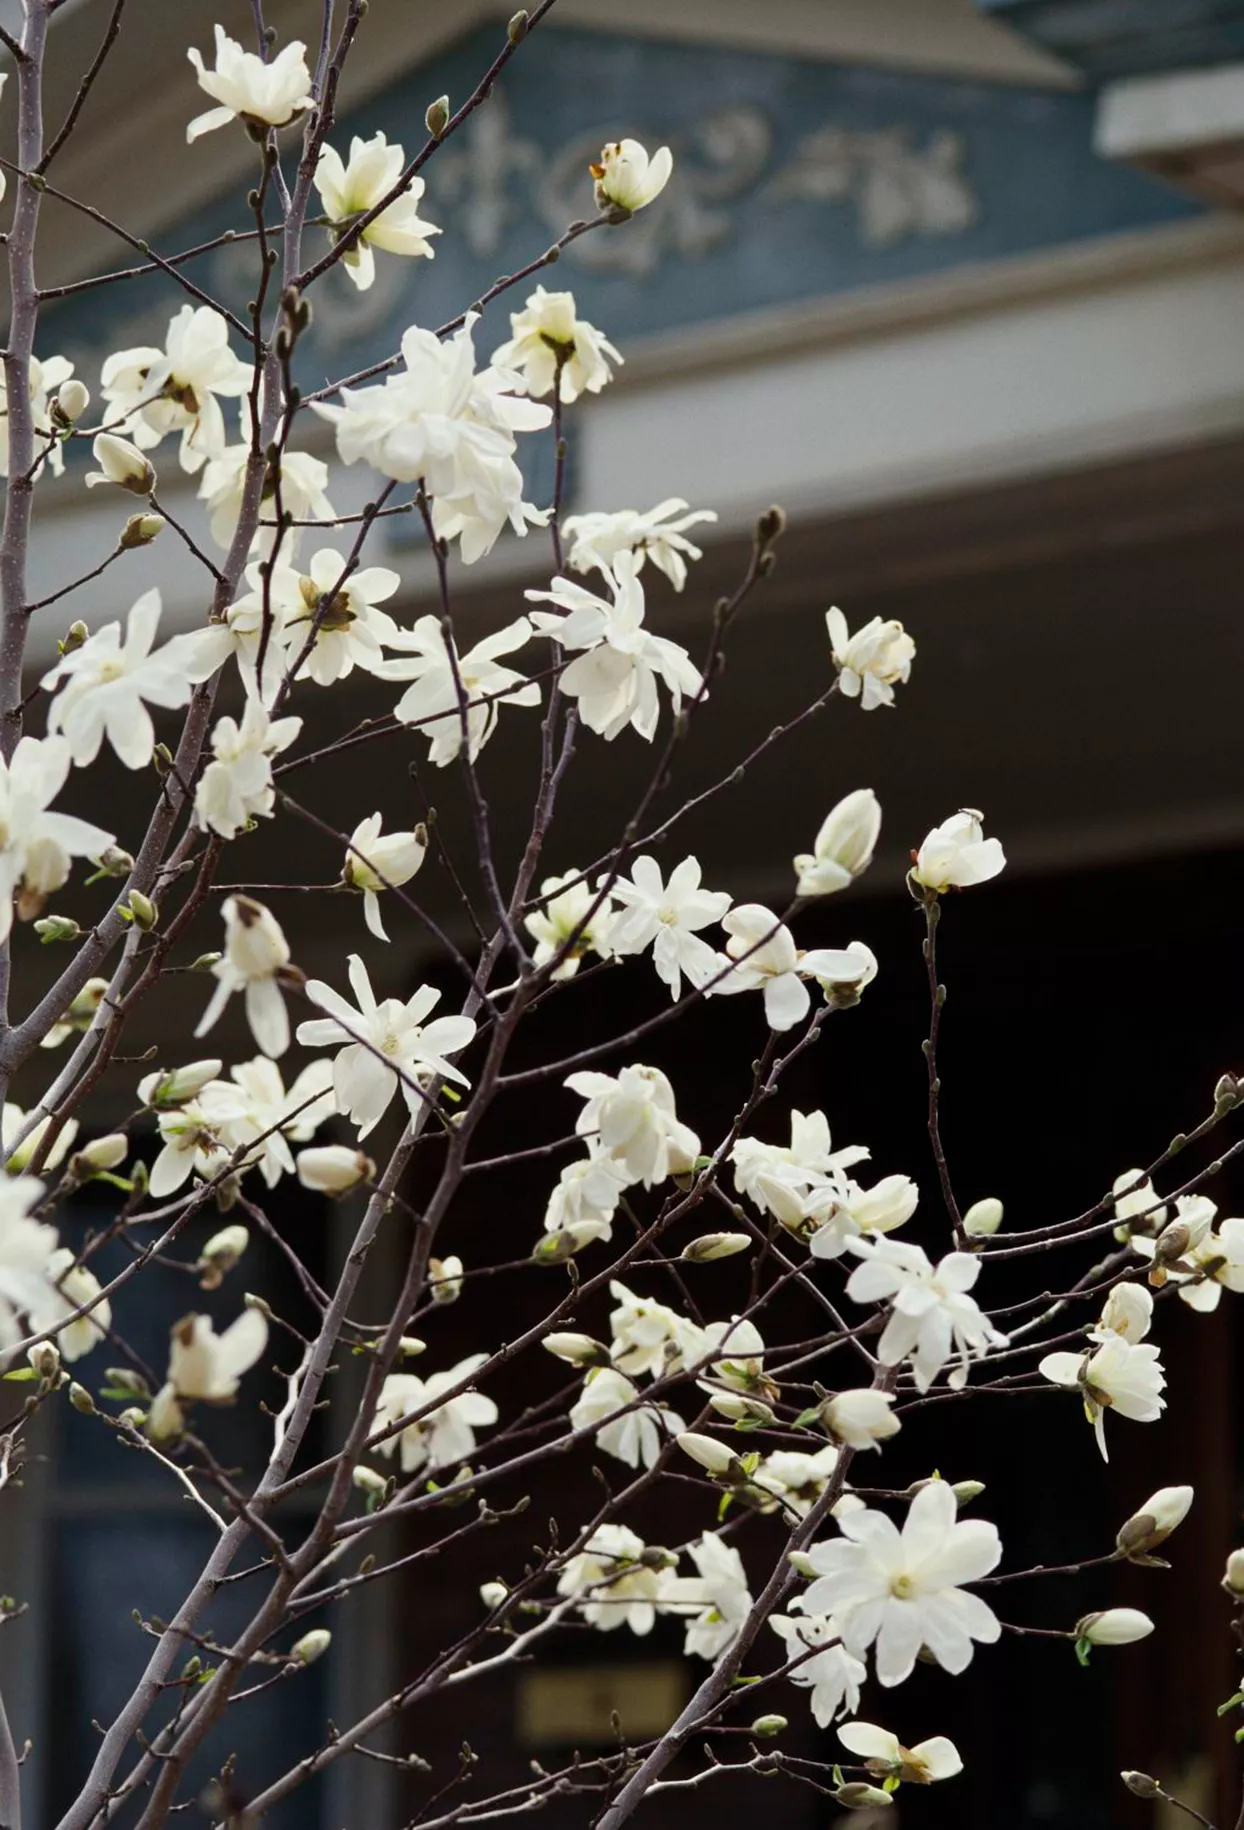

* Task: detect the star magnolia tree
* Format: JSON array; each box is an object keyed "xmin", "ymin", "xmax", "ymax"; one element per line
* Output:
[{"xmin": 0, "ymin": 8, "xmax": 1237, "ymax": 1830}]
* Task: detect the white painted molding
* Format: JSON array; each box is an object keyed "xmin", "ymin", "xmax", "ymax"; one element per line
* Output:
[{"xmin": 1097, "ymin": 63, "xmax": 1244, "ymax": 160}]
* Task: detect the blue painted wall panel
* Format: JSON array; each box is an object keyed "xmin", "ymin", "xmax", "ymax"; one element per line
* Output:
[
  {"xmin": 977, "ymin": 0, "xmax": 1244, "ymax": 75},
  {"xmin": 46, "ymin": 25, "xmax": 1198, "ymax": 388}
]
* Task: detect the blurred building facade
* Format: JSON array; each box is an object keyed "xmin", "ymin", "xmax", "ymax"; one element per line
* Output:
[{"xmin": 4, "ymin": 1, "xmax": 1244, "ymax": 1825}]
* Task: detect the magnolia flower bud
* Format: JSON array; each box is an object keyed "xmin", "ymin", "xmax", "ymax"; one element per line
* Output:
[
  {"xmin": 543, "ymin": 1332, "xmax": 611, "ymax": 1368},
  {"xmin": 55, "ymin": 379, "xmax": 90, "ymax": 423},
  {"xmin": 952, "ymin": 1480, "xmax": 986, "ymax": 1506},
  {"xmin": 707, "ymin": 1391, "xmax": 775, "ymax": 1427},
  {"xmin": 531, "ymin": 1225, "xmax": 600, "ymax": 1262},
  {"xmin": 1116, "ymin": 1485, "xmax": 1193, "ymax": 1559},
  {"xmin": 429, "ymin": 1256, "xmax": 463, "ymax": 1304},
  {"xmin": 104, "ymin": 1367, "xmax": 150, "ymax": 1399},
  {"xmin": 68, "ymin": 1382, "xmax": 95, "ymax": 1415},
  {"xmin": 397, "ymin": 1336, "xmax": 427, "ymax": 1359},
  {"xmin": 1153, "ymin": 1219, "xmax": 1191, "ymax": 1265},
  {"xmin": 86, "ymin": 432, "xmax": 156, "ymax": 495},
  {"xmin": 675, "ymin": 1432, "xmax": 743, "ymax": 1478},
  {"xmin": 1223, "ymin": 1549, "xmax": 1244, "ymax": 1596},
  {"xmin": 793, "ymin": 788, "xmax": 882, "ymax": 898},
  {"xmin": 681, "ymin": 1232, "xmax": 751, "ymax": 1262},
  {"xmin": 507, "ymin": 10, "xmax": 529, "ymax": 44},
  {"xmin": 1122, "ymin": 1772, "xmax": 1163, "ymax": 1800},
  {"xmin": 197, "ymin": 1224, "xmax": 250, "ymax": 1289},
  {"xmin": 60, "ymin": 620, "xmax": 89, "ymax": 656},
  {"xmin": 963, "ymin": 1197, "xmax": 1004, "ymax": 1238},
  {"xmin": 138, "ymin": 1061, "xmax": 222, "ymax": 1108},
  {"xmin": 1076, "ymin": 1608, "xmax": 1155, "ymax": 1646},
  {"xmin": 425, "ymin": 94, "xmax": 449, "ymax": 139},
  {"xmin": 750, "ymin": 1715, "xmax": 787, "ymax": 1738},
  {"xmin": 835, "ymin": 1785, "xmax": 893, "ymax": 1809},
  {"xmin": 290, "ymin": 1628, "xmax": 332, "ymax": 1666},
  {"xmin": 189, "ymin": 951, "xmax": 222, "ymax": 973},
  {"xmin": 480, "ymin": 1580, "xmax": 509, "ymax": 1609},
  {"xmin": 119, "ymin": 512, "xmax": 166, "ymax": 550},
  {"xmin": 146, "ymin": 1383, "xmax": 184, "ymax": 1441},
  {"xmin": 821, "ymin": 1387, "xmax": 901, "ymax": 1450},
  {"xmin": 65, "ymin": 1132, "xmax": 129, "ymax": 1183},
  {"xmin": 352, "ymin": 1465, "xmax": 389, "ymax": 1497},
  {"xmin": 787, "ymin": 1550, "xmax": 818, "ymax": 1577},
  {"xmin": 28, "ymin": 1341, "xmax": 61, "ymax": 1382},
  {"xmin": 125, "ymin": 891, "xmax": 158, "ymax": 931},
  {"xmin": 296, "ymin": 1145, "xmax": 372, "ymax": 1194},
  {"xmin": 34, "ymin": 915, "xmax": 80, "ymax": 944},
  {"xmin": 94, "ymin": 846, "xmax": 136, "ymax": 880}
]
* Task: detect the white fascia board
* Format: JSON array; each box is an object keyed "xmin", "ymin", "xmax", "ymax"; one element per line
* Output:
[
  {"xmin": 1097, "ymin": 62, "xmax": 1244, "ymax": 161},
  {"xmin": 24, "ymin": 216, "xmax": 1244, "ymax": 670}
]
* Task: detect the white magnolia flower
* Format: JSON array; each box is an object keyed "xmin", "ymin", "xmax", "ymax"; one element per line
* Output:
[
  {"xmin": 823, "ymin": 1388, "xmax": 902, "ymax": 1451},
  {"xmin": 2, "ymin": 1105, "xmax": 78, "ymax": 1175},
  {"xmin": 41, "ymin": 590, "xmax": 198, "ymax": 770},
  {"xmin": 826, "ymin": 607, "xmax": 915, "ymax": 710},
  {"xmin": 376, "ymin": 615, "xmax": 539, "ymax": 764},
  {"xmin": 609, "ymin": 1280, "xmax": 701, "ymax": 1379},
  {"xmin": 662, "ymin": 1532, "xmax": 752, "ymax": 1663},
  {"xmin": 713, "ymin": 905, "xmax": 875, "ymax": 1032},
  {"xmin": 607, "ymin": 855, "xmax": 731, "ymax": 1000},
  {"xmin": 732, "ymin": 1110, "xmax": 868, "ymax": 1228},
  {"xmin": 591, "ymin": 138, "xmax": 673, "ymax": 213},
  {"xmin": 312, "ymin": 315, "xmax": 550, "ymax": 564},
  {"xmin": 0, "ymin": 1177, "xmax": 58, "ymax": 1355},
  {"xmin": 199, "ymin": 429, "xmax": 335, "ymax": 555},
  {"xmin": 343, "ymin": 814, "xmax": 428, "ymax": 942},
  {"xmin": 195, "ymin": 895, "xmax": 293, "ymax": 1059},
  {"xmin": 84, "ymin": 433, "xmax": 155, "ymax": 495},
  {"xmin": 164, "ymin": 1308, "xmax": 269, "ymax": 1403},
  {"xmin": 570, "ymin": 1365, "xmax": 682, "ymax": 1469},
  {"xmin": 794, "ymin": 789, "xmax": 882, "ymax": 898},
  {"xmin": 556, "ymin": 1525, "xmax": 671, "ymax": 1635},
  {"xmin": 1039, "ymin": 1331, "xmax": 1166, "ymax": 1460},
  {"xmin": 838, "ymin": 1722, "xmax": 963, "ymax": 1785},
  {"xmin": 286, "ymin": 549, "xmax": 403, "ymax": 687},
  {"xmin": 754, "ymin": 1444, "xmax": 847, "ymax": 1518},
  {"xmin": 194, "ymin": 699, "xmax": 301, "ymax": 840},
  {"xmin": 491, "ymin": 288, "xmax": 622, "ymax": 403},
  {"xmin": 543, "ymin": 1147, "xmax": 631, "ymax": 1245},
  {"xmin": 29, "ymin": 1245, "xmax": 111, "ymax": 1362},
  {"xmin": 566, "ymin": 1064, "xmax": 699, "ymax": 1187},
  {"xmin": 806, "ymin": 1173, "xmax": 920, "ymax": 1261},
  {"xmin": 525, "ymin": 871, "xmax": 614, "ymax": 979},
  {"xmin": 771, "ymin": 1613, "xmax": 866, "ymax": 1726},
  {"xmin": 99, "ymin": 305, "xmax": 250, "ymax": 473},
  {"xmin": 845, "ymin": 1238, "xmax": 1007, "ymax": 1392},
  {"xmin": 1112, "ymin": 1168, "xmax": 1167, "ymax": 1242},
  {"xmin": 912, "ymin": 811, "xmax": 1006, "ymax": 893},
  {"xmin": 527, "ymin": 553, "xmax": 702, "ymax": 741},
  {"xmin": 199, "ymin": 1056, "xmax": 335, "ymax": 1188},
  {"xmin": 1128, "ymin": 1194, "xmax": 1244, "ymax": 1311},
  {"xmin": 0, "ymin": 735, "xmax": 114, "ymax": 941},
  {"xmin": 187, "ymin": 26, "xmax": 313, "ymax": 140},
  {"xmin": 562, "ymin": 500, "xmax": 717, "ymax": 593},
  {"xmin": 297, "ymin": 954, "xmax": 476, "ymax": 1137},
  {"xmin": 181, "ymin": 561, "xmax": 299, "ymax": 705},
  {"xmin": 41, "ymin": 978, "xmax": 109, "ymax": 1052},
  {"xmin": 147, "ymin": 1100, "xmax": 230, "ymax": 1199},
  {"xmin": 1094, "ymin": 1280, "xmax": 1153, "ymax": 1343},
  {"xmin": 0, "ymin": 353, "xmax": 76, "ymax": 479},
  {"xmin": 373, "ymin": 1354, "xmax": 498, "ymax": 1474},
  {"xmin": 802, "ymin": 1481, "xmax": 1001, "ymax": 1686},
  {"xmin": 315, "ymin": 132, "xmax": 440, "ymax": 292}
]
